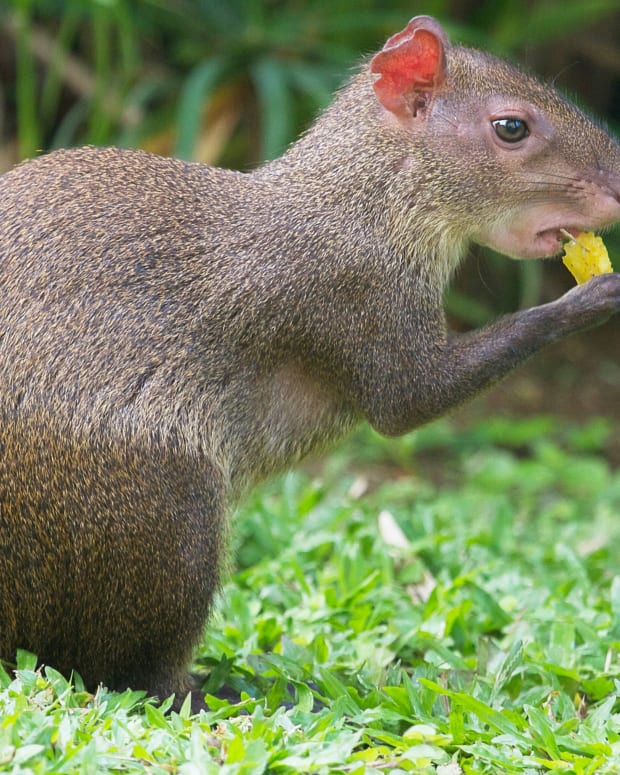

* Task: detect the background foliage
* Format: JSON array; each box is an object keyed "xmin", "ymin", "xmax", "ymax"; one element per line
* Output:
[
  {"xmin": 2, "ymin": 0, "xmax": 620, "ymax": 321},
  {"xmin": 1, "ymin": 3, "xmax": 620, "ymax": 772},
  {"xmin": 3, "ymin": 419, "xmax": 620, "ymax": 772},
  {"xmin": 2, "ymin": 0, "xmax": 620, "ymax": 164}
]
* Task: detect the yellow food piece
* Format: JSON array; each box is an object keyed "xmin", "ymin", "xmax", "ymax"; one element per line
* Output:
[{"xmin": 562, "ymin": 231, "xmax": 612, "ymax": 285}]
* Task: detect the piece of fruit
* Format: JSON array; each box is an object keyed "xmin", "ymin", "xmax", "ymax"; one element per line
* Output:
[{"xmin": 561, "ymin": 230, "xmax": 613, "ymax": 285}]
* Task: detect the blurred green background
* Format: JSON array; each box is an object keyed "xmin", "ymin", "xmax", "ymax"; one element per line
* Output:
[{"xmin": 1, "ymin": 0, "xmax": 619, "ymax": 323}]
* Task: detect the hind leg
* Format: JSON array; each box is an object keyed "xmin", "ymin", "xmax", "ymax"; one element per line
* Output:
[
  {"xmin": 0, "ymin": 419, "xmax": 226, "ymax": 704},
  {"xmin": 69, "ymin": 443, "xmax": 227, "ymax": 702}
]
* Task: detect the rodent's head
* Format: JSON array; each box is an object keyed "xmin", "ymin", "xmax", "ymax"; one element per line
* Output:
[{"xmin": 371, "ymin": 16, "xmax": 620, "ymax": 260}]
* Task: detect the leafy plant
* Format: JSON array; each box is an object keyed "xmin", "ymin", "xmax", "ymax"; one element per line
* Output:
[{"xmin": 2, "ymin": 417, "xmax": 620, "ymax": 771}]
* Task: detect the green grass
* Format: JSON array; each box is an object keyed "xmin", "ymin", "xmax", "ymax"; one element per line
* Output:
[{"xmin": 1, "ymin": 416, "xmax": 620, "ymax": 772}]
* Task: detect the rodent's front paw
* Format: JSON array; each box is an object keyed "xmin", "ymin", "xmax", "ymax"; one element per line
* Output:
[
  {"xmin": 561, "ymin": 272, "xmax": 620, "ymax": 329},
  {"xmin": 568, "ymin": 270, "xmax": 620, "ymax": 296}
]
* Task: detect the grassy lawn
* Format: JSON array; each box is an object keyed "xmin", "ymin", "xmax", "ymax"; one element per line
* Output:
[{"xmin": 1, "ymin": 416, "xmax": 620, "ymax": 773}]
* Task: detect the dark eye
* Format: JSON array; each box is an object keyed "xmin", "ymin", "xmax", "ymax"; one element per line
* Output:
[{"xmin": 492, "ymin": 118, "xmax": 529, "ymax": 143}]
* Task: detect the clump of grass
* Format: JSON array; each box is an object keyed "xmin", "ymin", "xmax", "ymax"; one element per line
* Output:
[{"xmin": 2, "ymin": 417, "xmax": 620, "ymax": 772}]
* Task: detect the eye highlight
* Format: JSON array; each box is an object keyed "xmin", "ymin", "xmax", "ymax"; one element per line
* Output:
[{"xmin": 492, "ymin": 118, "xmax": 529, "ymax": 143}]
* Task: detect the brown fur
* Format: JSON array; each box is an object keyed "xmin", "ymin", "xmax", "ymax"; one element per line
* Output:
[{"xmin": 1, "ymin": 19, "xmax": 620, "ymax": 705}]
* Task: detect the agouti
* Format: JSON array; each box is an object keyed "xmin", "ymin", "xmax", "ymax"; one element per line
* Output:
[{"xmin": 1, "ymin": 15, "xmax": 620, "ymax": 708}]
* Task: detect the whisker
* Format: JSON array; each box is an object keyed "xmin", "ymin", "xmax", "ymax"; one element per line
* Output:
[
  {"xmin": 549, "ymin": 61, "xmax": 579, "ymax": 88},
  {"xmin": 520, "ymin": 182, "xmax": 573, "ymax": 189},
  {"xmin": 514, "ymin": 188, "xmax": 584, "ymax": 203},
  {"xmin": 524, "ymin": 186, "xmax": 583, "ymax": 200},
  {"xmin": 515, "ymin": 174, "xmax": 586, "ymax": 191},
  {"xmin": 528, "ymin": 171, "xmax": 584, "ymax": 184},
  {"xmin": 432, "ymin": 113, "xmax": 459, "ymax": 130}
]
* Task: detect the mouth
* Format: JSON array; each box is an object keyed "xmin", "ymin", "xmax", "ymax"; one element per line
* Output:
[
  {"xmin": 535, "ymin": 226, "xmax": 584, "ymax": 257},
  {"xmin": 476, "ymin": 218, "xmax": 597, "ymax": 260}
]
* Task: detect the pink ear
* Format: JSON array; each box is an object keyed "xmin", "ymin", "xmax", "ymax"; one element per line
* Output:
[{"xmin": 370, "ymin": 16, "xmax": 448, "ymax": 118}]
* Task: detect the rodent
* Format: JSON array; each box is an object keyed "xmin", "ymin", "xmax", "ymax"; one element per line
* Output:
[{"xmin": 1, "ymin": 15, "xmax": 620, "ymax": 708}]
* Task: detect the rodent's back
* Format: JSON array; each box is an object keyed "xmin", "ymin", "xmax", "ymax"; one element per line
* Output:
[
  {"xmin": 0, "ymin": 145, "xmax": 353, "ymax": 695},
  {"xmin": 0, "ymin": 146, "xmax": 235, "ymax": 390},
  {"xmin": 0, "ymin": 146, "xmax": 355, "ymax": 490}
]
